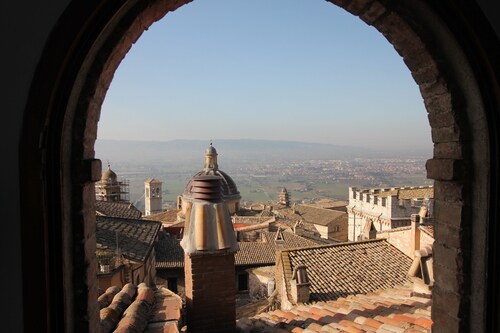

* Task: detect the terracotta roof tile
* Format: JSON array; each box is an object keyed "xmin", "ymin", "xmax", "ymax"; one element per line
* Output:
[
  {"xmin": 397, "ymin": 187, "xmax": 434, "ymax": 200},
  {"xmin": 95, "ymin": 201, "xmax": 142, "ymax": 219},
  {"xmin": 98, "ymin": 286, "xmax": 121, "ymax": 309},
  {"xmin": 100, "ymin": 283, "xmax": 137, "ymax": 333},
  {"xmin": 237, "ymin": 284, "xmax": 432, "ymax": 333},
  {"xmin": 144, "ymin": 321, "xmax": 179, "ymax": 333},
  {"xmin": 290, "ymin": 204, "xmax": 347, "ymax": 227},
  {"xmin": 100, "ymin": 284, "xmax": 181, "ymax": 333},
  {"xmin": 96, "ymin": 216, "xmax": 161, "ymax": 262},
  {"xmin": 283, "ymin": 240, "xmax": 412, "ymax": 303},
  {"xmin": 114, "ymin": 284, "xmax": 156, "ymax": 333},
  {"xmin": 414, "ymin": 317, "xmax": 433, "ymax": 329},
  {"xmin": 143, "ymin": 209, "xmax": 180, "ymax": 224},
  {"xmin": 155, "ymin": 230, "xmax": 318, "ymax": 268}
]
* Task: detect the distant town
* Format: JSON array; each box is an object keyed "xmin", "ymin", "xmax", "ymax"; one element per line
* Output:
[
  {"xmin": 112, "ymin": 156, "xmax": 431, "ymax": 211},
  {"xmin": 96, "ymin": 138, "xmax": 431, "ymax": 211}
]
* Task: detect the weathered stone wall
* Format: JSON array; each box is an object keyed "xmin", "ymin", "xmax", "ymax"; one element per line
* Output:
[
  {"xmin": 246, "ymin": 266, "xmax": 275, "ymax": 302},
  {"xmin": 156, "ymin": 269, "xmax": 186, "ymax": 299},
  {"xmin": 330, "ymin": 214, "xmax": 349, "ymax": 241},
  {"xmin": 377, "ymin": 227, "xmax": 435, "ymax": 257}
]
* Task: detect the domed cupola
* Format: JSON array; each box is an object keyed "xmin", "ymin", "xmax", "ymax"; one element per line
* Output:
[
  {"xmin": 95, "ymin": 163, "xmax": 130, "ymax": 202},
  {"xmin": 183, "ymin": 143, "xmax": 241, "ymax": 214},
  {"xmin": 101, "ymin": 164, "xmax": 118, "ymax": 184}
]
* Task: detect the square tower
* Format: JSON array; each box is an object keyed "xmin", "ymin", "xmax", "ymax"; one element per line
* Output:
[{"xmin": 144, "ymin": 179, "xmax": 162, "ymax": 216}]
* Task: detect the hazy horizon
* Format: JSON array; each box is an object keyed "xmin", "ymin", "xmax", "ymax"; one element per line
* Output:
[
  {"xmin": 95, "ymin": 138, "xmax": 432, "ymax": 169},
  {"xmin": 94, "ymin": 138, "xmax": 432, "ymax": 210}
]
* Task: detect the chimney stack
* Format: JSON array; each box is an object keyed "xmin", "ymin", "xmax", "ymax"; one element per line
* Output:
[
  {"xmin": 180, "ymin": 175, "xmax": 239, "ymax": 333},
  {"xmin": 410, "ymin": 214, "xmax": 421, "ymax": 257},
  {"xmin": 290, "ymin": 265, "xmax": 310, "ymax": 304}
]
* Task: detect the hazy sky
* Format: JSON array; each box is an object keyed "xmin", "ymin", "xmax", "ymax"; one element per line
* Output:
[{"xmin": 98, "ymin": 0, "xmax": 431, "ymax": 151}]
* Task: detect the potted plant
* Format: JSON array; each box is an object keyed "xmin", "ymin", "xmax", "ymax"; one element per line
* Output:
[{"xmin": 96, "ymin": 249, "xmax": 114, "ymax": 273}]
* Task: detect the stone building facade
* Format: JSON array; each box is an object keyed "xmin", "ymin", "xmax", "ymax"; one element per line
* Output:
[
  {"xmin": 347, "ymin": 186, "xmax": 434, "ymax": 242},
  {"xmin": 377, "ymin": 224, "xmax": 435, "ymax": 258}
]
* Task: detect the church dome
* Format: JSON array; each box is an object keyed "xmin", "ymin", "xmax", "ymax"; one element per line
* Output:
[
  {"xmin": 184, "ymin": 169, "xmax": 240, "ymax": 198},
  {"xmin": 101, "ymin": 165, "xmax": 117, "ymax": 183},
  {"xmin": 184, "ymin": 144, "xmax": 240, "ymax": 200}
]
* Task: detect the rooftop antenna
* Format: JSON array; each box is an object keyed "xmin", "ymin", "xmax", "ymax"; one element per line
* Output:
[{"xmin": 115, "ymin": 231, "xmax": 121, "ymax": 258}]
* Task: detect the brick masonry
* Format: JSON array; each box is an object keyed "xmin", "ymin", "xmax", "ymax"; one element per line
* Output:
[{"xmin": 184, "ymin": 254, "xmax": 236, "ymax": 333}]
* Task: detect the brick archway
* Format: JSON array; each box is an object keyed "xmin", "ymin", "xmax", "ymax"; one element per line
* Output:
[{"xmin": 20, "ymin": 0, "xmax": 499, "ymax": 332}]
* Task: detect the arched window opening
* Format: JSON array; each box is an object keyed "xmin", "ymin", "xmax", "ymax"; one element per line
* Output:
[{"xmin": 18, "ymin": 0, "xmax": 498, "ymax": 332}]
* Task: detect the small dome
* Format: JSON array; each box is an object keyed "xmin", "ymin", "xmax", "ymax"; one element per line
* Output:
[
  {"xmin": 101, "ymin": 165, "xmax": 117, "ymax": 183},
  {"xmin": 205, "ymin": 142, "xmax": 217, "ymax": 156}
]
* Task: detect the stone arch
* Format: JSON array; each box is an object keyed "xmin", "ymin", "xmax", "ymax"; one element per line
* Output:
[{"xmin": 19, "ymin": 0, "xmax": 499, "ymax": 332}]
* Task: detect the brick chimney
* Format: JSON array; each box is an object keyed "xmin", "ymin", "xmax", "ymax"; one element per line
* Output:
[
  {"xmin": 410, "ymin": 213, "xmax": 421, "ymax": 257},
  {"xmin": 180, "ymin": 175, "xmax": 239, "ymax": 333}
]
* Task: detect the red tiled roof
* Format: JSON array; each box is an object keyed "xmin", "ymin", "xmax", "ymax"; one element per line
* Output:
[
  {"xmin": 282, "ymin": 239, "xmax": 413, "ymax": 303},
  {"xmin": 100, "ymin": 283, "xmax": 181, "ymax": 333},
  {"xmin": 143, "ymin": 209, "xmax": 180, "ymax": 224},
  {"xmin": 155, "ymin": 230, "xmax": 318, "ymax": 269},
  {"xmin": 237, "ymin": 283, "xmax": 432, "ymax": 332},
  {"xmin": 98, "ymin": 286, "xmax": 121, "ymax": 309},
  {"xmin": 294, "ymin": 204, "xmax": 347, "ymax": 227},
  {"xmin": 96, "ymin": 216, "xmax": 161, "ymax": 262},
  {"xmin": 398, "ymin": 187, "xmax": 434, "ymax": 200},
  {"xmin": 96, "ymin": 201, "xmax": 142, "ymax": 219}
]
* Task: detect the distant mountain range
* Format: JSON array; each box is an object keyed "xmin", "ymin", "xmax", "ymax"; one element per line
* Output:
[{"xmin": 94, "ymin": 139, "xmax": 431, "ymax": 167}]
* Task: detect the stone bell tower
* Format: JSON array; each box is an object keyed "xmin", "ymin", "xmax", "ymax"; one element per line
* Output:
[
  {"xmin": 144, "ymin": 178, "xmax": 162, "ymax": 216},
  {"xmin": 180, "ymin": 175, "xmax": 239, "ymax": 333},
  {"xmin": 279, "ymin": 187, "xmax": 290, "ymax": 207}
]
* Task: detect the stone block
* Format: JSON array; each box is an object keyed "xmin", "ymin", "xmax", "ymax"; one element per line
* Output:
[
  {"xmin": 431, "ymin": 125, "xmax": 461, "ymax": 143},
  {"xmin": 433, "ymin": 263, "xmax": 464, "ymax": 294},
  {"xmin": 404, "ymin": 49, "xmax": 435, "ymax": 75},
  {"xmin": 432, "ymin": 285, "xmax": 462, "ymax": 318},
  {"xmin": 434, "ymin": 222, "xmax": 466, "ymax": 250},
  {"xmin": 431, "ymin": 306, "xmax": 461, "ymax": 333},
  {"xmin": 433, "ymin": 243, "xmax": 464, "ymax": 273},
  {"xmin": 419, "ymin": 79, "xmax": 450, "ymax": 101},
  {"xmin": 346, "ymin": 0, "xmax": 373, "ymax": 16},
  {"xmin": 434, "ymin": 142, "xmax": 463, "ymax": 159},
  {"xmin": 411, "ymin": 61, "xmax": 440, "ymax": 85},
  {"xmin": 424, "ymin": 92, "xmax": 453, "ymax": 113},
  {"xmin": 433, "ymin": 199, "xmax": 465, "ymax": 227},
  {"xmin": 377, "ymin": 12, "xmax": 422, "ymax": 55},
  {"xmin": 434, "ymin": 181, "xmax": 463, "ymax": 202},
  {"xmin": 426, "ymin": 159, "xmax": 463, "ymax": 181},
  {"xmin": 359, "ymin": 1, "xmax": 386, "ymax": 25}
]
